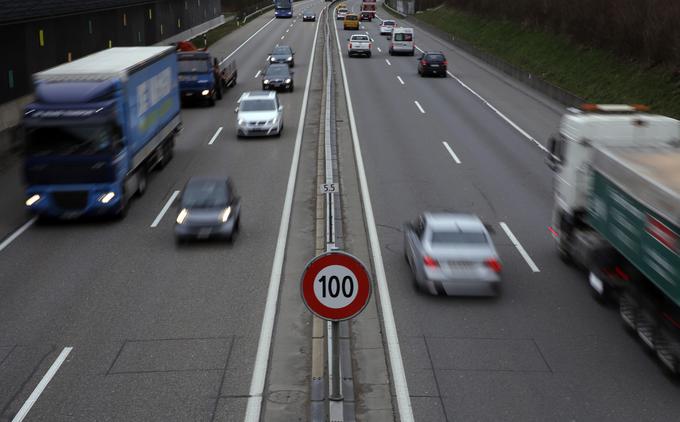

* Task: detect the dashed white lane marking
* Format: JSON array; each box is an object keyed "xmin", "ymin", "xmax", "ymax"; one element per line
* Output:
[
  {"xmin": 397, "ymin": 76, "xmax": 405, "ymax": 85},
  {"xmin": 377, "ymin": 47, "xmax": 382, "ymax": 52},
  {"xmin": 442, "ymin": 141, "xmax": 461, "ymax": 164},
  {"xmin": 208, "ymin": 126, "xmax": 223, "ymax": 145},
  {"xmin": 254, "ymin": 69, "xmax": 261, "ymax": 78},
  {"xmin": 385, "ymin": 58, "xmax": 391, "ymax": 66},
  {"xmin": 414, "ymin": 100, "xmax": 425, "ymax": 114},
  {"xmin": 150, "ymin": 190, "xmax": 180, "ymax": 228},
  {"xmin": 0, "ymin": 217, "xmax": 36, "ymax": 253},
  {"xmin": 500, "ymin": 222, "xmax": 541, "ymax": 272}
]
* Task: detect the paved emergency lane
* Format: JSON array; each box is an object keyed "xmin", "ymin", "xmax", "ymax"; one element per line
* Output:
[
  {"xmin": 337, "ymin": 2, "xmax": 680, "ymax": 420},
  {"xmin": 0, "ymin": 2, "xmax": 325, "ymax": 421}
]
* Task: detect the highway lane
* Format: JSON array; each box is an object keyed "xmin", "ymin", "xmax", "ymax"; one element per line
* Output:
[
  {"xmin": 0, "ymin": 2, "xmax": 325, "ymax": 421},
  {"xmin": 335, "ymin": 3, "xmax": 680, "ymax": 421}
]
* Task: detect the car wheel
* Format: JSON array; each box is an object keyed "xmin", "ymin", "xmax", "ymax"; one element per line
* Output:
[
  {"xmin": 389, "ymin": 49, "xmax": 393, "ymax": 56},
  {"xmin": 367, "ymin": 51, "xmax": 371, "ymax": 58},
  {"xmin": 289, "ymin": 83, "xmax": 294, "ymax": 92}
]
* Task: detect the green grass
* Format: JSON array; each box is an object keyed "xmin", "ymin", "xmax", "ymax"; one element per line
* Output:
[
  {"xmin": 189, "ymin": 14, "xmax": 239, "ymax": 49},
  {"xmin": 412, "ymin": 6, "xmax": 680, "ymax": 118}
]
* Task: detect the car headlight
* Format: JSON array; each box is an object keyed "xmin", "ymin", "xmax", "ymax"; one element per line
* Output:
[
  {"xmin": 98, "ymin": 192, "xmax": 116, "ymax": 204},
  {"xmin": 201, "ymin": 89, "xmax": 210, "ymax": 96},
  {"xmin": 25, "ymin": 194, "xmax": 41, "ymax": 206},
  {"xmin": 176, "ymin": 208, "xmax": 188, "ymax": 224},
  {"xmin": 238, "ymin": 119, "xmax": 245, "ymax": 125},
  {"xmin": 286, "ymin": 56, "xmax": 292, "ymax": 61},
  {"xmin": 220, "ymin": 206, "xmax": 231, "ymax": 223},
  {"xmin": 264, "ymin": 79, "xmax": 270, "ymax": 84},
  {"xmin": 270, "ymin": 57, "xmax": 276, "ymax": 62},
  {"xmin": 285, "ymin": 78, "xmax": 292, "ymax": 84}
]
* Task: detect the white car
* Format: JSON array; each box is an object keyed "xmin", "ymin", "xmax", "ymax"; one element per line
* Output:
[
  {"xmin": 235, "ymin": 91, "xmax": 283, "ymax": 138},
  {"xmin": 336, "ymin": 8, "xmax": 348, "ymax": 20},
  {"xmin": 348, "ymin": 34, "xmax": 372, "ymax": 57},
  {"xmin": 379, "ymin": 19, "xmax": 396, "ymax": 35}
]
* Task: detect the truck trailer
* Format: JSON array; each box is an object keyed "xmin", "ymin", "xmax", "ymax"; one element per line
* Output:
[
  {"xmin": 546, "ymin": 104, "xmax": 680, "ymax": 374},
  {"xmin": 23, "ymin": 46, "xmax": 181, "ymax": 219}
]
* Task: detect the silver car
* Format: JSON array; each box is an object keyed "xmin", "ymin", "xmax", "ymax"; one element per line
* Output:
[
  {"xmin": 404, "ymin": 213, "xmax": 502, "ymax": 296},
  {"xmin": 235, "ymin": 91, "xmax": 283, "ymax": 137}
]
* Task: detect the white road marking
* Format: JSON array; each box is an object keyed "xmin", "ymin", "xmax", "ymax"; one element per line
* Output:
[
  {"xmin": 220, "ymin": 17, "xmax": 276, "ymax": 64},
  {"xmin": 12, "ymin": 347, "xmax": 72, "ymax": 422},
  {"xmin": 150, "ymin": 190, "xmax": 180, "ymax": 228},
  {"xmin": 0, "ymin": 217, "xmax": 36, "ymax": 253},
  {"xmin": 385, "ymin": 58, "xmax": 391, "ymax": 66},
  {"xmin": 397, "ymin": 76, "xmax": 405, "ymax": 85},
  {"xmin": 333, "ymin": 12, "xmax": 414, "ymax": 422},
  {"xmin": 281, "ymin": 35, "xmax": 285, "ymax": 39},
  {"xmin": 254, "ymin": 69, "xmax": 261, "ymax": 78},
  {"xmin": 208, "ymin": 126, "xmax": 223, "ymax": 145},
  {"xmin": 500, "ymin": 222, "xmax": 541, "ymax": 272},
  {"xmin": 377, "ymin": 47, "xmax": 382, "ymax": 52},
  {"xmin": 442, "ymin": 141, "xmax": 461, "ymax": 164},
  {"xmin": 414, "ymin": 100, "xmax": 425, "ymax": 114},
  {"xmin": 286, "ymin": 28, "xmax": 290, "ymax": 33},
  {"xmin": 244, "ymin": 6, "xmax": 324, "ymax": 422}
]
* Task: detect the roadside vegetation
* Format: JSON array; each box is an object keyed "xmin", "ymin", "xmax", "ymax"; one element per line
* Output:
[
  {"xmin": 410, "ymin": 6, "xmax": 680, "ymax": 118},
  {"xmin": 189, "ymin": 15, "xmax": 239, "ymax": 49}
]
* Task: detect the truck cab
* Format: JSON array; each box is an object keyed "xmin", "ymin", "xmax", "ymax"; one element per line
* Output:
[
  {"xmin": 177, "ymin": 51, "xmax": 221, "ymax": 106},
  {"xmin": 546, "ymin": 104, "xmax": 680, "ymax": 242}
]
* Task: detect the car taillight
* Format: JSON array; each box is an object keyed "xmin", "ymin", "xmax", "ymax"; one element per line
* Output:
[
  {"xmin": 485, "ymin": 258, "xmax": 502, "ymax": 273},
  {"xmin": 368, "ymin": 43, "xmax": 372, "ymax": 48},
  {"xmin": 420, "ymin": 60, "xmax": 427, "ymax": 66},
  {"xmin": 423, "ymin": 256, "xmax": 438, "ymax": 268},
  {"xmin": 443, "ymin": 60, "xmax": 448, "ymax": 66},
  {"xmin": 348, "ymin": 43, "xmax": 352, "ymax": 48}
]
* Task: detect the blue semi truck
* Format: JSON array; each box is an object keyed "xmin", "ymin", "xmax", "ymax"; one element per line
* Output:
[
  {"xmin": 22, "ymin": 46, "xmax": 181, "ymax": 219},
  {"xmin": 274, "ymin": 0, "xmax": 293, "ymax": 18}
]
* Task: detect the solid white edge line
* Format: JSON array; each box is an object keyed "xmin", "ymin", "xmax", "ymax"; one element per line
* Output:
[
  {"xmin": 333, "ymin": 11, "xmax": 415, "ymax": 422},
  {"xmin": 499, "ymin": 222, "xmax": 540, "ymax": 272},
  {"xmin": 414, "ymin": 100, "xmax": 425, "ymax": 114},
  {"xmin": 442, "ymin": 141, "xmax": 461, "ymax": 164},
  {"xmin": 244, "ymin": 6, "xmax": 324, "ymax": 422},
  {"xmin": 254, "ymin": 70, "xmax": 261, "ymax": 78},
  {"xmin": 220, "ymin": 17, "xmax": 276, "ymax": 64},
  {"xmin": 385, "ymin": 58, "xmax": 391, "ymax": 66},
  {"xmin": 150, "ymin": 190, "xmax": 180, "ymax": 228},
  {"xmin": 12, "ymin": 347, "xmax": 73, "ymax": 422},
  {"xmin": 0, "ymin": 217, "xmax": 36, "ymax": 253},
  {"xmin": 397, "ymin": 75, "xmax": 405, "ymax": 85},
  {"xmin": 208, "ymin": 126, "xmax": 223, "ymax": 145}
]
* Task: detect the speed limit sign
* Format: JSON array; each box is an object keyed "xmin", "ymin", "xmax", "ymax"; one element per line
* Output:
[{"xmin": 300, "ymin": 251, "xmax": 371, "ymax": 321}]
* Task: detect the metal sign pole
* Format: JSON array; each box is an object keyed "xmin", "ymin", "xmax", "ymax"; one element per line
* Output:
[{"xmin": 329, "ymin": 320, "xmax": 342, "ymax": 401}]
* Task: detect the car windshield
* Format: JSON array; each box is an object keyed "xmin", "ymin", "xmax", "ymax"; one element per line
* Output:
[
  {"xmin": 352, "ymin": 36, "xmax": 369, "ymax": 41},
  {"xmin": 394, "ymin": 33, "xmax": 412, "ymax": 41},
  {"xmin": 430, "ymin": 231, "xmax": 487, "ymax": 245},
  {"xmin": 266, "ymin": 66, "xmax": 290, "ymax": 77},
  {"xmin": 178, "ymin": 59, "xmax": 210, "ymax": 73},
  {"xmin": 272, "ymin": 47, "xmax": 291, "ymax": 55},
  {"xmin": 240, "ymin": 99, "xmax": 277, "ymax": 112},
  {"xmin": 182, "ymin": 180, "xmax": 229, "ymax": 208},
  {"xmin": 26, "ymin": 125, "xmax": 115, "ymax": 156},
  {"xmin": 384, "ymin": 21, "xmax": 395, "ymax": 26},
  {"xmin": 426, "ymin": 54, "xmax": 445, "ymax": 61},
  {"xmin": 347, "ymin": 15, "xmax": 358, "ymax": 20}
]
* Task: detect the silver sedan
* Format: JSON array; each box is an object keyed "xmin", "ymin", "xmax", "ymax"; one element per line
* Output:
[{"xmin": 403, "ymin": 212, "xmax": 502, "ymax": 296}]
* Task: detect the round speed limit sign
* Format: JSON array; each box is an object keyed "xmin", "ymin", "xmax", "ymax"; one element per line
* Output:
[{"xmin": 300, "ymin": 251, "xmax": 372, "ymax": 321}]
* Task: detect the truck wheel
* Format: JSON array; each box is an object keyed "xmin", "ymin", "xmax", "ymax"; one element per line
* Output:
[
  {"xmin": 588, "ymin": 272, "xmax": 612, "ymax": 305},
  {"xmin": 216, "ymin": 84, "xmax": 223, "ymax": 100},
  {"xmin": 136, "ymin": 169, "xmax": 147, "ymax": 197},
  {"xmin": 208, "ymin": 95, "xmax": 215, "ymax": 107}
]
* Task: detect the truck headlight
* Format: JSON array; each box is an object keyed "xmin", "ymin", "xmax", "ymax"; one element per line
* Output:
[
  {"xmin": 285, "ymin": 78, "xmax": 292, "ymax": 84},
  {"xmin": 26, "ymin": 194, "xmax": 41, "ymax": 206},
  {"xmin": 98, "ymin": 192, "xmax": 116, "ymax": 204},
  {"xmin": 220, "ymin": 206, "xmax": 231, "ymax": 223},
  {"xmin": 201, "ymin": 89, "xmax": 210, "ymax": 96},
  {"xmin": 176, "ymin": 208, "xmax": 188, "ymax": 224}
]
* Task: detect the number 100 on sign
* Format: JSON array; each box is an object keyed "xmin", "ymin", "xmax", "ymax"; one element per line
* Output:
[{"xmin": 301, "ymin": 252, "xmax": 371, "ymax": 321}]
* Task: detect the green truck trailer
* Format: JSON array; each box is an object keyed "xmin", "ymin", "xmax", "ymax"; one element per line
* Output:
[{"xmin": 586, "ymin": 146, "xmax": 680, "ymax": 372}]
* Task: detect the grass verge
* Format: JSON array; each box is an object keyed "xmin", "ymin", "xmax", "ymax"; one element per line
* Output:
[
  {"xmin": 189, "ymin": 14, "xmax": 239, "ymax": 49},
  {"xmin": 410, "ymin": 6, "xmax": 680, "ymax": 118}
]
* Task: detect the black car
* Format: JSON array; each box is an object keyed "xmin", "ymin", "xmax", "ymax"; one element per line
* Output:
[
  {"xmin": 417, "ymin": 51, "xmax": 448, "ymax": 77},
  {"xmin": 269, "ymin": 45, "xmax": 295, "ymax": 67},
  {"xmin": 175, "ymin": 177, "xmax": 241, "ymax": 243},
  {"xmin": 302, "ymin": 10, "xmax": 316, "ymax": 21},
  {"xmin": 359, "ymin": 11, "xmax": 372, "ymax": 21},
  {"xmin": 262, "ymin": 64, "xmax": 294, "ymax": 92}
]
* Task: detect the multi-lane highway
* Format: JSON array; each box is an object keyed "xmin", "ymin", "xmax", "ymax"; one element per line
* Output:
[{"xmin": 2, "ymin": 0, "xmax": 680, "ymax": 421}]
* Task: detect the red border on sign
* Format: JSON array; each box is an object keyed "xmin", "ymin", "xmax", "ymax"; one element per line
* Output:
[{"xmin": 300, "ymin": 252, "xmax": 371, "ymax": 321}]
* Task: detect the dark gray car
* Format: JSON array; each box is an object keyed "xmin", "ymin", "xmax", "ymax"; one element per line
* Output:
[
  {"xmin": 269, "ymin": 45, "xmax": 295, "ymax": 67},
  {"xmin": 404, "ymin": 212, "xmax": 502, "ymax": 295},
  {"xmin": 262, "ymin": 64, "xmax": 294, "ymax": 92},
  {"xmin": 175, "ymin": 177, "xmax": 241, "ymax": 243}
]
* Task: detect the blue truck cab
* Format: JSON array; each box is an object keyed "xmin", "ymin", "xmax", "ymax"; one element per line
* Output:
[
  {"xmin": 274, "ymin": 0, "xmax": 293, "ymax": 18},
  {"xmin": 23, "ymin": 47, "xmax": 181, "ymax": 219},
  {"xmin": 177, "ymin": 51, "xmax": 221, "ymax": 106}
]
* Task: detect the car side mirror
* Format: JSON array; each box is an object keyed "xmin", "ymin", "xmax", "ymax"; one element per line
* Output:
[
  {"xmin": 234, "ymin": 107, "xmax": 239, "ymax": 113},
  {"xmin": 278, "ymin": 105, "xmax": 283, "ymax": 111}
]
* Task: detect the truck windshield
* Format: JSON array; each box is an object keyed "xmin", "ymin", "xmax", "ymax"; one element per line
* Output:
[
  {"xmin": 178, "ymin": 60, "xmax": 210, "ymax": 73},
  {"xmin": 26, "ymin": 126, "xmax": 115, "ymax": 156},
  {"xmin": 275, "ymin": 0, "xmax": 292, "ymax": 7}
]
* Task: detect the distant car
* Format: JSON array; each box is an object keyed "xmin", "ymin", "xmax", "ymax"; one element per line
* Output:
[
  {"xmin": 175, "ymin": 177, "xmax": 241, "ymax": 243},
  {"xmin": 235, "ymin": 91, "xmax": 284, "ymax": 137},
  {"xmin": 348, "ymin": 34, "xmax": 372, "ymax": 57},
  {"xmin": 302, "ymin": 10, "xmax": 316, "ymax": 21},
  {"xmin": 336, "ymin": 8, "xmax": 348, "ymax": 20},
  {"xmin": 343, "ymin": 13, "xmax": 360, "ymax": 30},
  {"xmin": 379, "ymin": 20, "xmax": 396, "ymax": 35},
  {"xmin": 269, "ymin": 45, "xmax": 295, "ymax": 67},
  {"xmin": 262, "ymin": 63, "xmax": 294, "ymax": 92},
  {"xmin": 403, "ymin": 213, "xmax": 502, "ymax": 296},
  {"xmin": 359, "ymin": 11, "xmax": 372, "ymax": 21},
  {"xmin": 418, "ymin": 51, "xmax": 448, "ymax": 77}
]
